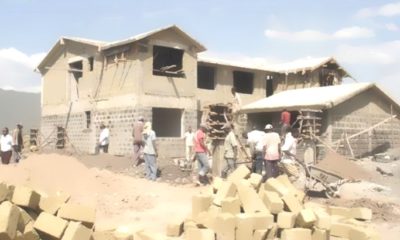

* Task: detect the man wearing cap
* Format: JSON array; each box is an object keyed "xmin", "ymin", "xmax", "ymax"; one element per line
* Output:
[
  {"xmin": 193, "ymin": 123, "xmax": 211, "ymax": 185},
  {"xmin": 133, "ymin": 116, "xmax": 145, "ymax": 165},
  {"xmin": 222, "ymin": 123, "xmax": 238, "ymax": 178},
  {"xmin": 12, "ymin": 124, "xmax": 24, "ymax": 162},
  {"xmin": 142, "ymin": 121, "xmax": 158, "ymax": 181},
  {"xmin": 262, "ymin": 124, "xmax": 281, "ymax": 181}
]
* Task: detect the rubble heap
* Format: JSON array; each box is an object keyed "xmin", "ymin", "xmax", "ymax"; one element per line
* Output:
[{"xmin": 177, "ymin": 165, "xmax": 379, "ymax": 240}]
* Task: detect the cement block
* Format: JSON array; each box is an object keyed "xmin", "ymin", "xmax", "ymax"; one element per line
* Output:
[
  {"xmin": 221, "ymin": 197, "xmax": 240, "ymax": 215},
  {"xmin": 212, "ymin": 177, "xmax": 223, "ymax": 194},
  {"xmin": 11, "ymin": 186, "xmax": 41, "ymax": 210},
  {"xmin": 296, "ymin": 209, "xmax": 317, "ymax": 228},
  {"xmin": 17, "ymin": 207, "xmax": 34, "ymax": 233},
  {"xmin": 15, "ymin": 221, "xmax": 40, "ymax": 240},
  {"xmin": 262, "ymin": 190, "xmax": 284, "ymax": 214},
  {"xmin": 266, "ymin": 224, "xmax": 278, "ymax": 240},
  {"xmin": 282, "ymin": 194, "xmax": 303, "ymax": 214},
  {"xmin": 195, "ymin": 206, "xmax": 220, "ymax": 230},
  {"xmin": 92, "ymin": 231, "xmax": 115, "ymax": 240},
  {"xmin": 264, "ymin": 178, "xmax": 290, "ymax": 197},
  {"xmin": 248, "ymin": 173, "xmax": 263, "ymax": 190},
  {"xmin": 277, "ymin": 211, "xmax": 297, "ymax": 229},
  {"xmin": 183, "ymin": 219, "xmax": 197, "ymax": 232},
  {"xmin": 215, "ymin": 213, "xmax": 236, "ymax": 240},
  {"xmin": 312, "ymin": 228, "xmax": 328, "ymax": 240},
  {"xmin": 236, "ymin": 180, "xmax": 269, "ymax": 214},
  {"xmin": 281, "ymin": 228, "xmax": 312, "ymax": 240},
  {"xmin": 34, "ymin": 212, "xmax": 68, "ymax": 239},
  {"xmin": 135, "ymin": 231, "xmax": 165, "ymax": 240},
  {"xmin": 252, "ymin": 212, "xmax": 274, "ymax": 230},
  {"xmin": 57, "ymin": 203, "xmax": 96, "ymax": 228},
  {"xmin": 349, "ymin": 226, "xmax": 380, "ymax": 240},
  {"xmin": 185, "ymin": 228, "xmax": 215, "ymax": 240},
  {"xmin": 252, "ymin": 229, "xmax": 268, "ymax": 240},
  {"xmin": 328, "ymin": 206, "xmax": 351, "ymax": 218},
  {"xmin": 350, "ymin": 207, "xmax": 372, "ymax": 221},
  {"xmin": 236, "ymin": 213, "xmax": 254, "ymax": 240},
  {"xmin": 330, "ymin": 222, "xmax": 353, "ymax": 238},
  {"xmin": 62, "ymin": 221, "xmax": 92, "ymax": 240},
  {"xmin": 39, "ymin": 192, "xmax": 70, "ymax": 215},
  {"xmin": 166, "ymin": 220, "xmax": 183, "ymax": 237},
  {"xmin": 0, "ymin": 201, "xmax": 20, "ymax": 240},
  {"xmin": 6, "ymin": 185, "xmax": 14, "ymax": 201},
  {"xmin": 0, "ymin": 183, "xmax": 9, "ymax": 202},
  {"xmin": 227, "ymin": 165, "xmax": 251, "ymax": 183},
  {"xmin": 192, "ymin": 194, "xmax": 213, "ymax": 218},
  {"xmin": 213, "ymin": 181, "xmax": 236, "ymax": 206},
  {"xmin": 313, "ymin": 209, "xmax": 331, "ymax": 230}
]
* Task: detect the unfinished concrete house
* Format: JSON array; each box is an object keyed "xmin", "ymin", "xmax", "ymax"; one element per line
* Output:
[
  {"xmin": 241, "ymin": 83, "xmax": 400, "ymax": 158},
  {"xmin": 36, "ymin": 24, "xmax": 370, "ymax": 158}
]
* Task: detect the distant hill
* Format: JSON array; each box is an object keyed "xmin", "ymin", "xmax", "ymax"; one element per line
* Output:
[{"xmin": 0, "ymin": 89, "xmax": 40, "ymax": 131}]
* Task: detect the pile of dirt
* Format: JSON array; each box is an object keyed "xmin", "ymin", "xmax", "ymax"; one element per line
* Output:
[
  {"xmin": 316, "ymin": 150, "xmax": 372, "ymax": 180},
  {"xmin": 0, "ymin": 153, "xmax": 205, "ymax": 232},
  {"xmin": 323, "ymin": 197, "xmax": 400, "ymax": 222}
]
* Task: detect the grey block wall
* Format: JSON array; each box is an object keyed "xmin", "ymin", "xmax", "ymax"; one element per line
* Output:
[
  {"xmin": 41, "ymin": 107, "xmax": 198, "ymax": 162},
  {"xmin": 328, "ymin": 89, "xmax": 400, "ymax": 157}
]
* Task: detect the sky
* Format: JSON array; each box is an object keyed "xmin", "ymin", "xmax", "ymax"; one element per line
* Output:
[{"xmin": 0, "ymin": 0, "xmax": 399, "ymax": 98}]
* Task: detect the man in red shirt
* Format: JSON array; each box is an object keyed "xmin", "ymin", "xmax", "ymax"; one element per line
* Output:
[
  {"xmin": 193, "ymin": 123, "xmax": 211, "ymax": 185},
  {"xmin": 280, "ymin": 109, "xmax": 291, "ymax": 139}
]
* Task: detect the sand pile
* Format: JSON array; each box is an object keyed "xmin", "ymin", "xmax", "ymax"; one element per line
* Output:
[
  {"xmin": 0, "ymin": 154, "xmax": 203, "ymax": 233},
  {"xmin": 316, "ymin": 150, "xmax": 371, "ymax": 180}
]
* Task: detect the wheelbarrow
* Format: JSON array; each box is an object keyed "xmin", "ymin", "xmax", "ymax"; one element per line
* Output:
[{"xmin": 293, "ymin": 157, "xmax": 345, "ymax": 198}]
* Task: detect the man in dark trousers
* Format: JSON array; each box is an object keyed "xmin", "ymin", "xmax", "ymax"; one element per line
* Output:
[
  {"xmin": 133, "ymin": 116, "xmax": 145, "ymax": 166},
  {"xmin": 262, "ymin": 124, "xmax": 281, "ymax": 181}
]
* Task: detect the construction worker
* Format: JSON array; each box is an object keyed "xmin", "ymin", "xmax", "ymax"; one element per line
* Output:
[
  {"xmin": 193, "ymin": 123, "xmax": 211, "ymax": 185},
  {"xmin": 133, "ymin": 116, "xmax": 145, "ymax": 165},
  {"xmin": 247, "ymin": 126, "xmax": 265, "ymax": 174},
  {"xmin": 262, "ymin": 124, "xmax": 281, "ymax": 181},
  {"xmin": 221, "ymin": 123, "xmax": 238, "ymax": 178},
  {"xmin": 12, "ymin": 123, "xmax": 24, "ymax": 162},
  {"xmin": 280, "ymin": 109, "xmax": 291, "ymax": 139},
  {"xmin": 182, "ymin": 126, "xmax": 194, "ymax": 169},
  {"xmin": 1, "ymin": 127, "xmax": 13, "ymax": 164},
  {"xmin": 142, "ymin": 122, "xmax": 158, "ymax": 181},
  {"xmin": 96, "ymin": 123, "xmax": 109, "ymax": 154}
]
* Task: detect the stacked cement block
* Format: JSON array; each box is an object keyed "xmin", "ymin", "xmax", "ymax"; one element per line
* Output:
[
  {"xmin": 174, "ymin": 165, "xmax": 379, "ymax": 240},
  {"xmin": 0, "ymin": 183, "xmax": 96, "ymax": 240}
]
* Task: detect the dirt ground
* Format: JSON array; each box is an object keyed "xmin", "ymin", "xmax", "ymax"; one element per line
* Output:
[{"xmin": 0, "ymin": 151, "xmax": 399, "ymax": 238}]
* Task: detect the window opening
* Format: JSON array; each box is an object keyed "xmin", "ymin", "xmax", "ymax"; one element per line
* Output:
[
  {"xmin": 88, "ymin": 57, "xmax": 94, "ymax": 71},
  {"xmin": 152, "ymin": 108, "xmax": 182, "ymax": 137},
  {"xmin": 197, "ymin": 65, "xmax": 215, "ymax": 89},
  {"xmin": 233, "ymin": 71, "xmax": 254, "ymax": 94},
  {"xmin": 85, "ymin": 111, "xmax": 91, "ymax": 128},
  {"xmin": 153, "ymin": 46, "xmax": 184, "ymax": 77}
]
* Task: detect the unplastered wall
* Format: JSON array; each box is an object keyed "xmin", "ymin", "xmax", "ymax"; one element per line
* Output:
[
  {"xmin": 196, "ymin": 63, "xmax": 271, "ymax": 108},
  {"xmin": 273, "ymin": 70, "xmax": 319, "ymax": 93},
  {"xmin": 328, "ymin": 89, "xmax": 400, "ymax": 157},
  {"xmin": 41, "ymin": 41, "xmax": 100, "ymax": 106},
  {"xmin": 140, "ymin": 31, "xmax": 198, "ymax": 98}
]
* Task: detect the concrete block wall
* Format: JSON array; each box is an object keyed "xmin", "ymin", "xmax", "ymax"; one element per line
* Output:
[
  {"xmin": 41, "ymin": 113, "xmax": 96, "ymax": 153},
  {"xmin": 328, "ymin": 90, "xmax": 400, "ymax": 157},
  {"xmin": 41, "ymin": 107, "xmax": 198, "ymax": 162}
]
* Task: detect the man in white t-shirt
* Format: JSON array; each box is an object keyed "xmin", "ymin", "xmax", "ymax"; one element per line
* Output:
[
  {"xmin": 262, "ymin": 124, "xmax": 281, "ymax": 181},
  {"xmin": 96, "ymin": 123, "xmax": 109, "ymax": 154},
  {"xmin": 1, "ymin": 127, "xmax": 13, "ymax": 164},
  {"xmin": 183, "ymin": 126, "xmax": 194, "ymax": 165},
  {"xmin": 247, "ymin": 126, "xmax": 265, "ymax": 174}
]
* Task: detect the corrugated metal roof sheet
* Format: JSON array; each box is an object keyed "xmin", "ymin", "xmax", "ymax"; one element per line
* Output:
[{"xmin": 240, "ymin": 83, "xmax": 374, "ymax": 113}]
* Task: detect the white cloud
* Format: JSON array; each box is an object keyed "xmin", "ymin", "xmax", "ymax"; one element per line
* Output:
[
  {"xmin": 333, "ymin": 26, "xmax": 375, "ymax": 39},
  {"xmin": 356, "ymin": 2, "xmax": 400, "ymax": 18},
  {"xmin": 0, "ymin": 48, "xmax": 45, "ymax": 93},
  {"xmin": 385, "ymin": 23, "xmax": 399, "ymax": 31},
  {"xmin": 264, "ymin": 26, "xmax": 374, "ymax": 41},
  {"xmin": 335, "ymin": 41, "xmax": 400, "ymax": 65}
]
